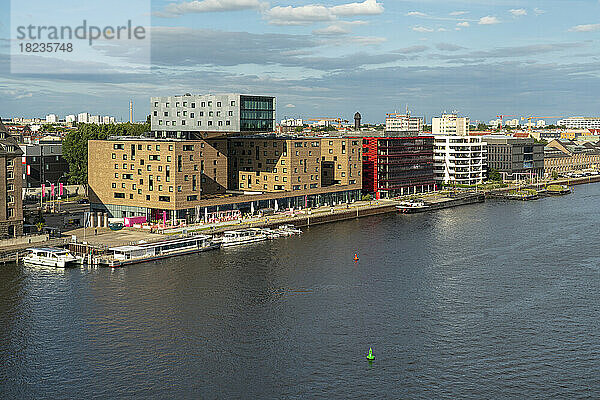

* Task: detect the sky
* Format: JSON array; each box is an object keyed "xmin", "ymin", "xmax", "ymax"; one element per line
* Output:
[{"xmin": 1, "ymin": 0, "xmax": 600, "ymax": 124}]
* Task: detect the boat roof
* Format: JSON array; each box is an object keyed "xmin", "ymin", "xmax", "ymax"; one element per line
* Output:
[
  {"xmin": 109, "ymin": 245, "xmax": 144, "ymax": 252},
  {"xmin": 27, "ymin": 247, "xmax": 68, "ymax": 253}
]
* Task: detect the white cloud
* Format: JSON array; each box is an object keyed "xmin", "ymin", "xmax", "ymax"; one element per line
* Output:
[
  {"xmin": 285, "ymin": 103, "xmax": 296, "ymax": 108},
  {"xmin": 349, "ymin": 36, "xmax": 386, "ymax": 45},
  {"xmin": 406, "ymin": 11, "xmax": 427, "ymax": 17},
  {"xmin": 437, "ymin": 28, "xmax": 448, "ymax": 32},
  {"xmin": 313, "ymin": 24, "xmax": 350, "ymax": 35},
  {"xmin": 413, "ymin": 26, "xmax": 434, "ymax": 33},
  {"xmin": 330, "ymin": 0, "xmax": 383, "ymax": 16},
  {"xmin": 156, "ymin": 0, "xmax": 266, "ymax": 17},
  {"xmin": 534, "ymin": 8, "xmax": 545, "ymax": 15},
  {"xmin": 265, "ymin": 0, "xmax": 383, "ymax": 25},
  {"xmin": 478, "ymin": 16, "xmax": 500, "ymax": 25},
  {"xmin": 450, "ymin": 11, "xmax": 468, "ymax": 16},
  {"xmin": 570, "ymin": 24, "xmax": 600, "ymax": 32},
  {"xmin": 509, "ymin": 9, "xmax": 527, "ymax": 17},
  {"xmin": 457, "ymin": 21, "xmax": 470, "ymax": 28}
]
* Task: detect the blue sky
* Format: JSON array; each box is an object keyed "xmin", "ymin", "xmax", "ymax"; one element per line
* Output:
[{"xmin": 1, "ymin": 0, "xmax": 600, "ymax": 123}]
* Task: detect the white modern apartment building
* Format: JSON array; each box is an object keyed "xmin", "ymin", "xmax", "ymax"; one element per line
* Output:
[
  {"xmin": 433, "ymin": 135, "xmax": 487, "ymax": 185},
  {"xmin": 385, "ymin": 114, "xmax": 423, "ymax": 133},
  {"xmin": 505, "ymin": 119, "xmax": 520, "ymax": 128},
  {"xmin": 557, "ymin": 117, "xmax": 600, "ymax": 129},
  {"xmin": 45, "ymin": 114, "xmax": 58, "ymax": 123},
  {"xmin": 150, "ymin": 93, "xmax": 276, "ymax": 139},
  {"xmin": 489, "ymin": 119, "xmax": 502, "ymax": 128},
  {"xmin": 77, "ymin": 113, "xmax": 90, "ymax": 123},
  {"xmin": 432, "ymin": 114, "xmax": 469, "ymax": 136}
]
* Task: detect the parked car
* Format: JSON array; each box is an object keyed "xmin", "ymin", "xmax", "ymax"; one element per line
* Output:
[{"xmin": 77, "ymin": 198, "xmax": 90, "ymax": 204}]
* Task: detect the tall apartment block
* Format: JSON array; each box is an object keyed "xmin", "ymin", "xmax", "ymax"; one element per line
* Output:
[
  {"xmin": 360, "ymin": 136, "xmax": 435, "ymax": 198},
  {"xmin": 433, "ymin": 135, "xmax": 487, "ymax": 185},
  {"xmin": 385, "ymin": 113, "xmax": 423, "ymax": 134},
  {"xmin": 432, "ymin": 114, "xmax": 469, "ymax": 136},
  {"xmin": 0, "ymin": 121, "xmax": 23, "ymax": 237},
  {"xmin": 150, "ymin": 94, "xmax": 276, "ymax": 139}
]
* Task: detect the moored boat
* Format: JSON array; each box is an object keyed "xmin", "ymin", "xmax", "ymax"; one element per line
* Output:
[
  {"xmin": 105, "ymin": 234, "xmax": 219, "ymax": 267},
  {"xmin": 220, "ymin": 229, "xmax": 268, "ymax": 247},
  {"xmin": 23, "ymin": 247, "xmax": 83, "ymax": 268}
]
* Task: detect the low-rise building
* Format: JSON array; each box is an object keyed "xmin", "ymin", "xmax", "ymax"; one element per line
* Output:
[
  {"xmin": 0, "ymin": 121, "xmax": 23, "ymax": 237},
  {"xmin": 544, "ymin": 139, "xmax": 600, "ymax": 175},
  {"xmin": 433, "ymin": 135, "xmax": 486, "ymax": 185},
  {"xmin": 557, "ymin": 117, "xmax": 600, "ymax": 129},
  {"xmin": 485, "ymin": 135, "xmax": 544, "ymax": 179},
  {"xmin": 361, "ymin": 136, "xmax": 435, "ymax": 198}
]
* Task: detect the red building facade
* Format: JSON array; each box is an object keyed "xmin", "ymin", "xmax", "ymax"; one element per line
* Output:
[{"xmin": 360, "ymin": 136, "xmax": 435, "ymax": 198}]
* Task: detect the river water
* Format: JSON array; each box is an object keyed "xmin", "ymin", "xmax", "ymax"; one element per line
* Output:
[{"xmin": 2, "ymin": 184, "xmax": 600, "ymax": 399}]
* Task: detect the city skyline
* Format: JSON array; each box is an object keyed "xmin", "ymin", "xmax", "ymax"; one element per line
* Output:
[{"xmin": 1, "ymin": 0, "xmax": 600, "ymax": 122}]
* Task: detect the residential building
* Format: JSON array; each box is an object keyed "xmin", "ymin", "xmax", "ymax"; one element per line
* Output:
[
  {"xmin": 0, "ymin": 120, "xmax": 24, "ymax": 237},
  {"xmin": 19, "ymin": 138, "xmax": 69, "ymax": 188},
  {"xmin": 557, "ymin": 117, "xmax": 600, "ymax": 129},
  {"xmin": 537, "ymin": 120, "xmax": 546, "ymax": 128},
  {"xmin": 544, "ymin": 139, "xmax": 600, "ymax": 175},
  {"xmin": 88, "ymin": 137, "xmax": 228, "ymax": 221},
  {"xmin": 385, "ymin": 113, "xmax": 423, "ymax": 134},
  {"xmin": 505, "ymin": 119, "xmax": 520, "ymax": 128},
  {"xmin": 432, "ymin": 114, "xmax": 469, "ymax": 136},
  {"xmin": 361, "ymin": 136, "xmax": 435, "ymax": 198},
  {"xmin": 485, "ymin": 135, "xmax": 544, "ymax": 179},
  {"xmin": 77, "ymin": 113, "xmax": 90, "ymax": 123},
  {"xmin": 488, "ymin": 119, "xmax": 502, "ymax": 128},
  {"xmin": 45, "ymin": 114, "xmax": 58, "ymax": 123},
  {"xmin": 433, "ymin": 135, "xmax": 487, "ymax": 184},
  {"xmin": 88, "ymin": 135, "xmax": 362, "ymax": 223},
  {"xmin": 226, "ymin": 136, "xmax": 361, "ymax": 193},
  {"xmin": 150, "ymin": 94, "xmax": 276, "ymax": 139}
]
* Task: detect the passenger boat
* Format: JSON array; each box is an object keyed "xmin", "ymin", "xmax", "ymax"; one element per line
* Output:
[
  {"xmin": 105, "ymin": 235, "xmax": 219, "ymax": 267},
  {"xmin": 396, "ymin": 200, "xmax": 429, "ymax": 214},
  {"xmin": 220, "ymin": 229, "xmax": 268, "ymax": 247},
  {"xmin": 23, "ymin": 247, "xmax": 83, "ymax": 268},
  {"xmin": 262, "ymin": 228, "xmax": 282, "ymax": 239}
]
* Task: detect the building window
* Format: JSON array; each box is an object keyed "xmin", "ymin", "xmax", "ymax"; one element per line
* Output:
[
  {"xmin": 159, "ymin": 196, "xmax": 170, "ymax": 202},
  {"xmin": 112, "ymin": 153, "xmax": 116, "ymax": 159},
  {"xmin": 114, "ymin": 193, "xmax": 125, "ymax": 199}
]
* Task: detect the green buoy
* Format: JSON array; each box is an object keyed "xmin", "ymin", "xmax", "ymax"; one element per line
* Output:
[{"xmin": 367, "ymin": 347, "xmax": 375, "ymax": 361}]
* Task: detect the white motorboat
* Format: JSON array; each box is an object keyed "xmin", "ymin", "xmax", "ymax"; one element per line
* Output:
[
  {"xmin": 220, "ymin": 229, "xmax": 267, "ymax": 247},
  {"xmin": 23, "ymin": 247, "xmax": 83, "ymax": 268},
  {"xmin": 277, "ymin": 224, "xmax": 302, "ymax": 236}
]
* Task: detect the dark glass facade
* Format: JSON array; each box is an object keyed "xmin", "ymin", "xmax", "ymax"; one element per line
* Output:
[
  {"xmin": 361, "ymin": 136, "xmax": 435, "ymax": 197},
  {"xmin": 240, "ymin": 95, "xmax": 275, "ymax": 132}
]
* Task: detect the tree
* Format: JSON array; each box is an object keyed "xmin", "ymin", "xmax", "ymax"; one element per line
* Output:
[
  {"xmin": 488, "ymin": 168, "xmax": 502, "ymax": 182},
  {"xmin": 63, "ymin": 122, "xmax": 149, "ymax": 184},
  {"xmin": 476, "ymin": 123, "xmax": 488, "ymax": 131},
  {"xmin": 552, "ymin": 170, "xmax": 558, "ymax": 180},
  {"xmin": 294, "ymin": 126, "xmax": 304, "ymax": 133}
]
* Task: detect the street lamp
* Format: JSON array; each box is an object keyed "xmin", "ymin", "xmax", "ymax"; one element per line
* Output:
[{"xmin": 56, "ymin": 173, "xmax": 67, "ymax": 212}]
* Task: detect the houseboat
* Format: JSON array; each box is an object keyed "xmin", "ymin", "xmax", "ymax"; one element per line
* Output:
[
  {"xmin": 23, "ymin": 247, "xmax": 84, "ymax": 268},
  {"xmin": 220, "ymin": 229, "xmax": 268, "ymax": 247},
  {"xmin": 105, "ymin": 235, "xmax": 219, "ymax": 267}
]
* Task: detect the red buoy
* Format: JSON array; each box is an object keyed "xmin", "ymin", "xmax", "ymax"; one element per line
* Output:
[{"xmin": 354, "ymin": 253, "xmax": 359, "ymax": 262}]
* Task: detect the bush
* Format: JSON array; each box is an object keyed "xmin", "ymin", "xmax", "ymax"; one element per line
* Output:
[{"xmin": 361, "ymin": 194, "xmax": 373, "ymax": 201}]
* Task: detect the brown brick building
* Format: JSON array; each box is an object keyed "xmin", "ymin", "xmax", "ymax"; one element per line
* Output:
[
  {"xmin": 89, "ymin": 135, "xmax": 362, "ymax": 223},
  {"xmin": 0, "ymin": 120, "xmax": 24, "ymax": 237}
]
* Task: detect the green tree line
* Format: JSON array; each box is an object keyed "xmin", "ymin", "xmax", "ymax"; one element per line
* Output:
[{"xmin": 63, "ymin": 122, "xmax": 149, "ymax": 184}]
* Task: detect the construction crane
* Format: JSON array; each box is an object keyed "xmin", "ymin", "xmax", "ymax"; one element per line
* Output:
[
  {"xmin": 495, "ymin": 114, "xmax": 516, "ymax": 128},
  {"xmin": 521, "ymin": 115, "xmax": 563, "ymax": 132}
]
